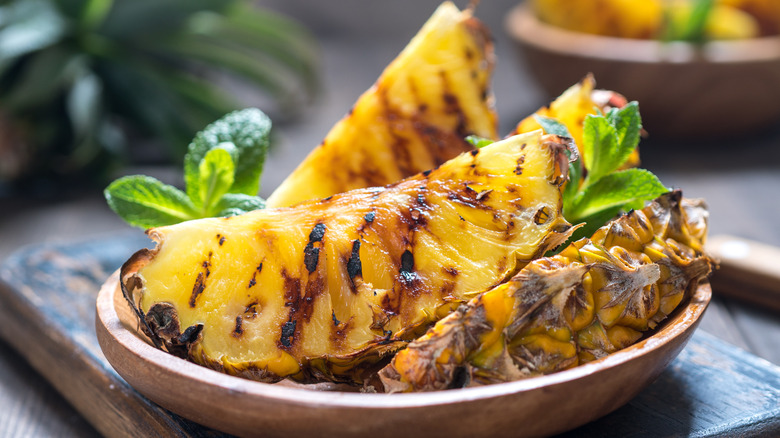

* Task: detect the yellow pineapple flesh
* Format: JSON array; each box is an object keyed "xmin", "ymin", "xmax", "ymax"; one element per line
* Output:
[
  {"xmin": 266, "ymin": 2, "xmax": 497, "ymax": 208},
  {"xmin": 511, "ymin": 75, "xmax": 640, "ymax": 169},
  {"xmin": 379, "ymin": 190, "xmax": 714, "ymax": 392},
  {"xmin": 121, "ymin": 131, "xmax": 573, "ymax": 384}
]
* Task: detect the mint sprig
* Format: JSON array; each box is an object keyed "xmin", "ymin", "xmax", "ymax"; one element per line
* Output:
[
  {"xmin": 105, "ymin": 108, "xmax": 270, "ymax": 228},
  {"xmin": 561, "ymin": 102, "xmax": 669, "ymax": 238}
]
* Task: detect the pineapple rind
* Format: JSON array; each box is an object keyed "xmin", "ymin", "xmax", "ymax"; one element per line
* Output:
[
  {"xmin": 379, "ymin": 190, "xmax": 714, "ymax": 392},
  {"xmin": 120, "ymin": 130, "xmax": 572, "ymax": 384}
]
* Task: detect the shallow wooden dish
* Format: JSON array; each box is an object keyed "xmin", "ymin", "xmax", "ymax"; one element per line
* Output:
[
  {"xmin": 506, "ymin": 4, "xmax": 780, "ymax": 138},
  {"xmin": 96, "ymin": 271, "xmax": 711, "ymax": 438}
]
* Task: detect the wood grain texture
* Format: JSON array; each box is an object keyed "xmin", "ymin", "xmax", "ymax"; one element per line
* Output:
[
  {"xmin": 0, "ymin": 340, "xmax": 99, "ymax": 437},
  {"xmin": 1, "ymin": 235, "xmax": 779, "ymax": 437},
  {"xmin": 0, "ymin": 234, "xmax": 220, "ymax": 438}
]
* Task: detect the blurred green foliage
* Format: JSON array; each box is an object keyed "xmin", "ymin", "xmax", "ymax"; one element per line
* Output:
[{"xmin": 0, "ymin": 0, "xmax": 318, "ymax": 184}]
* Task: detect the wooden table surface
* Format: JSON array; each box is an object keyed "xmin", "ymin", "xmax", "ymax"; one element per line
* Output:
[{"xmin": 1, "ymin": 1, "xmax": 779, "ymax": 436}]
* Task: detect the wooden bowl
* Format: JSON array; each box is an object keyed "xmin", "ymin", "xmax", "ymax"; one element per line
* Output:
[
  {"xmin": 505, "ymin": 4, "xmax": 780, "ymax": 138},
  {"xmin": 96, "ymin": 271, "xmax": 711, "ymax": 438}
]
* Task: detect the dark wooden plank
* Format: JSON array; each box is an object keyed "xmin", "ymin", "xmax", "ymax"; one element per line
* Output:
[
  {"xmin": 561, "ymin": 331, "xmax": 780, "ymax": 437},
  {"xmin": 0, "ymin": 233, "xmax": 221, "ymax": 438},
  {"xmin": 696, "ymin": 297, "xmax": 753, "ymax": 353},
  {"xmin": 1, "ymin": 234, "xmax": 779, "ymax": 437},
  {"xmin": 0, "ymin": 339, "xmax": 99, "ymax": 437}
]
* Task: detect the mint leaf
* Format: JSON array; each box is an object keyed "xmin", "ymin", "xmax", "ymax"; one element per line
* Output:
[
  {"xmin": 582, "ymin": 114, "xmax": 617, "ymax": 183},
  {"xmin": 609, "ymin": 102, "xmax": 641, "ymax": 169},
  {"xmin": 465, "ymin": 135, "xmax": 494, "ymax": 148},
  {"xmin": 104, "ymin": 175, "xmax": 197, "ymax": 228},
  {"xmin": 185, "ymin": 108, "xmax": 271, "ymax": 200},
  {"xmin": 566, "ymin": 169, "xmax": 669, "ymax": 220},
  {"xmin": 198, "ymin": 147, "xmax": 235, "ymax": 215},
  {"xmin": 534, "ymin": 115, "xmax": 572, "ymax": 138},
  {"xmin": 215, "ymin": 193, "xmax": 266, "ymax": 217}
]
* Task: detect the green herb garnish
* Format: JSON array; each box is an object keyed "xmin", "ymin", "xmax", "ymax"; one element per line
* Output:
[
  {"xmin": 104, "ymin": 108, "xmax": 270, "ymax": 228},
  {"xmin": 465, "ymin": 135, "xmax": 495, "ymax": 149},
  {"xmin": 560, "ymin": 102, "xmax": 669, "ymax": 239}
]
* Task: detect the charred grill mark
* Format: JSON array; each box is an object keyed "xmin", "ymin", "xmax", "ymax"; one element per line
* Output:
[
  {"xmin": 411, "ymin": 120, "xmax": 470, "ymax": 165},
  {"xmin": 448, "ymin": 184, "xmax": 495, "ymax": 212},
  {"xmin": 330, "ymin": 315, "xmax": 352, "ymax": 351},
  {"xmin": 309, "ymin": 223, "xmax": 327, "ymax": 242},
  {"xmin": 232, "ymin": 316, "xmax": 244, "ymax": 338},
  {"xmin": 332, "ymin": 310, "xmax": 341, "ymax": 326},
  {"xmin": 347, "ymin": 239, "xmax": 362, "ymax": 282},
  {"xmin": 364, "ymin": 211, "xmax": 375, "ymax": 223},
  {"xmin": 247, "ymin": 262, "xmax": 263, "ymax": 288},
  {"xmin": 443, "ymin": 266, "xmax": 459, "ymax": 277},
  {"xmin": 189, "ymin": 272, "xmax": 205, "ymax": 308},
  {"xmin": 217, "ymin": 234, "xmax": 226, "ymax": 246},
  {"xmin": 515, "ymin": 155, "xmax": 525, "ymax": 175},
  {"xmin": 304, "ymin": 245, "xmax": 320, "ymax": 273},
  {"xmin": 470, "ymin": 149, "xmax": 479, "ymax": 157},
  {"xmin": 304, "ymin": 223, "xmax": 327, "ymax": 273},
  {"xmin": 302, "ymin": 276, "xmax": 325, "ymax": 323},
  {"xmin": 280, "ymin": 319, "xmax": 296, "ymax": 348},
  {"xmin": 440, "ymin": 279, "xmax": 457, "ymax": 302},
  {"xmin": 400, "ymin": 250, "xmax": 414, "ymax": 275},
  {"xmin": 282, "ymin": 270, "xmax": 301, "ymax": 320},
  {"xmin": 440, "ymin": 71, "xmax": 469, "ymax": 138}
]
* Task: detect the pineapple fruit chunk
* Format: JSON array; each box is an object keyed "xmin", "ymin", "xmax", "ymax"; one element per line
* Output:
[
  {"xmin": 512, "ymin": 75, "xmax": 640, "ymax": 169},
  {"xmin": 121, "ymin": 131, "xmax": 573, "ymax": 384},
  {"xmin": 379, "ymin": 190, "xmax": 714, "ymax": 392},
  {"xmin": 266, "ymin": 2, "xmax": 497, "ymax": 208}
]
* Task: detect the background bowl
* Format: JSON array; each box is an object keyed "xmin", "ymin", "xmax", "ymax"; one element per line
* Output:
[
  {"xmin": 96, "ymin": 271, "xmax": 711, "ymax": 438},
  {"xmin": 506, "ymin": 3, "xmax": 780, "ymax": 138}
]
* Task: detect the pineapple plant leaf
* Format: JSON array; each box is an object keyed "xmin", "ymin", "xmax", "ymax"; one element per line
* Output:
[{"xmin": 0, "ymin": 0, "xmax": 318, "ymax": 183}]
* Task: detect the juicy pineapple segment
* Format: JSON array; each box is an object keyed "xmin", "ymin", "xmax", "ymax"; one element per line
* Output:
[
  {"xmin": 266, "ymin": 2, "xmax": 497, "ymax": 208},
  {"xmin": 121, "ymin": 131, "xmax": 572, "ymax": 384},
  {"xmin": 511, "ymin": 75, "xmax": 640, "ymax": 169},
  {"xmin": 379, "ymin": 190, "xmax": 714, "ymax": 392}
]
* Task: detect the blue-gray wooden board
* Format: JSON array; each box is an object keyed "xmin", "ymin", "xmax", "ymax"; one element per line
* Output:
[{"xmin": 0, "ymin": 234, "xmax": 778, "ymax": 437}]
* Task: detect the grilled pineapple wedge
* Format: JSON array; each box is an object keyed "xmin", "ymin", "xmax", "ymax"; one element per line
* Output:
[
  {"xmin": 512, "ymin": 75, "xmax": 640, "ymax": 169},
  {"xmin": 266, "ymin": 2, "xmax": 497, "ymax": 208},
  {"xmin": 121, "ymin": 130, "xmax": 573, "ymax": 384},
  {"xmin": 379, "ymin": 190, "xmax": 714, "ymax": 392}
]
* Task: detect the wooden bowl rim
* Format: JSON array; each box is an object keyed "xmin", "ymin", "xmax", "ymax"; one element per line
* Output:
[
  {"xmin": 96, "ymin": 270, "xmax": 712, "ymax": 409},
  {"xmin": 505, "ymin": 3, "xmax": 780, "ymax": 64}
]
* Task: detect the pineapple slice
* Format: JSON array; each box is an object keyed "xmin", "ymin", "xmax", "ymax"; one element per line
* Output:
[
  {"xmin": 511, "ymin": 75, "xmax": 640, "ymax": 169},
  {"xmin": 380, "ymin": 190, "xmax": 714, "ymax": 392},
  {"xmin": 121, "ymin": 131, "xmax": 573, "ymax": 384},
  {"xmin": 266, "ymin": 2, "xmax": 497, "ymax": 208}
]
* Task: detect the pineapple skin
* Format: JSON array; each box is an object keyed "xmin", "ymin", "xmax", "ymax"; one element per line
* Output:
[
  {"xmin": 379, "ymin": 190, "xmax": 714, "ymax": 392},
  {"xmin": 120, "ymin": 131, "xmax": 573, "ymax": 384},
  {"xmin": 266, "ymin": 2, "xmax": 497, "ymax": 208}
]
